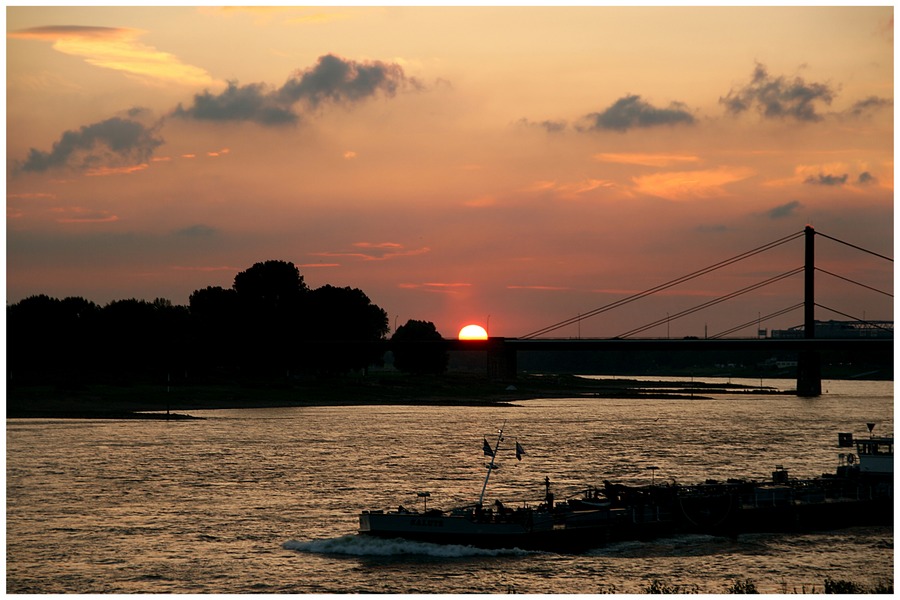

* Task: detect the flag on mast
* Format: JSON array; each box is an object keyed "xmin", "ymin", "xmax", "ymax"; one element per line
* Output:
[
  {"xmin": 516, "ymin": 440, "xmax": 525, "ymax": 461},
  {"xmin": 483, "ymin": 438, "xmax": 495, "ymax": 457}
]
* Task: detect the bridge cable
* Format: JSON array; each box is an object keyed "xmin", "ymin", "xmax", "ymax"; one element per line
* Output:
[
  {"xmin": 815, "ymin": 267, "xmax": 893, "ymax": 298},
  {"xmin": 813, "ymin": 304, "xmax": 895, "ymax": 332},
  {"xmin": 616, "ymin": 267, "xmax": 804, "ymax": 339},
  {"xmin": 521, "ymin": 230, "xmax": 805, "ymax": 338},
  {"xmin": 709, "ymin": 303, "xmax": 805, "ymax": 339},
  {"xmin": 816, "ymin": 231, "xmax": 893, "ymax": 262}
]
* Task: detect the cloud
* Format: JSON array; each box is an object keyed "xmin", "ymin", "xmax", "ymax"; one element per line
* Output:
[
  {"xmin": 695, "ymin": 224, "xmax": 731, "ymax": 233},
  {"xmin": 804, "ymin": 172, "xmax": 848, "ymax": 186},
  {"xmin": 720, "ymin": 63, "xmax": 835, "ymax": 122},
  {"xmin": 279, "ymin": 53, "xmax": 419, "ymax": 107},
  {"xmin": 632, "ymin": 166, "xmax": 755, "ymax": 201},
  {"xmin": 767, "ymin": 200, "xmax": 802, "ymax": 219},
  {"xmin": 16, "ymin": 55, "xmax": 416, "ymax": 171},
  {"xmin": 594, "ymin": 153, "xmax": 701, "ymax": 168},
  {"xmin": 464, "ymin": 195, "xmax": 497, "ymax": 207},
  {"xmin": 354, "ymin": 242, "xmax": 403, "ymax": 249},
  {"xmin": 507, "ymin": 285, "xmax": 571, "ymax": 291},
  {"xmin": 7, "ymin": 192, "xmax": 57, "ymax": 200},
  {"xmin": 578, "ymin": 94, "xmax": 695, "ymax": 132},
  {"xmin": 531, "ymin": 178, "xmax": 615, "ymax": 200},
  {"xmin": 286, "ymin": 12, "xmax": 352, "ymax": 25},
  {"xmin": 845, "ymin": 96, "xmax": 893, "ymax": 118},
  {"xmin": 312, "ymin": 242, "xmax": 430, "ymax": 262},
  {"xmin": 19, "ymin": 116, "xmax": 164, "ymax": 173},
  {"xmin": 766, "ymin": 163, "xmax": 875, "ymax": 188},
  {"xmin": 516, "ymin": 118, "xmax": 568, "ymax": 133},
  {"xmin": 173, "ymin": 53, "xmax": 419, "ymax": 125},
  {"xmin": 53, "ymin": 207, "xmax": 119, "ymax": 224},
  {"xmin": 84, "ymin": 163, "xmax": 150, "ymax": 177},
  {"xmin": 200, "ymin": 6, "xmax": 352, "ymax": 27},
  {"xmin": 8, "ymin": 25, "xmax": 214, "ymax": 86},
  {"xmin": 399, "ymin": 282, "xmax": 471, "ymax": 294},
  {"xmin": 857, "ymin": 171, "xmax": 877, "ymax": 185},
  {"xmin": 172, "ymin": 81, "xmax": 297, "ymax": 125}
]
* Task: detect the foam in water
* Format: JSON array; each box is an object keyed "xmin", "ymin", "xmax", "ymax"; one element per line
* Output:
[
  {"xmin": 283, "ymin": 534, "xmax": 532, "ymax": 558},
  {"xmin": 585, "ymin": 533, "xmax": 725, "ymax": 557}
]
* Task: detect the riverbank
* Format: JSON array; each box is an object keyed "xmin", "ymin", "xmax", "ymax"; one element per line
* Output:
[{"xmin": 6, "ymin": 372, "xmax": 795, "ymax": 419}]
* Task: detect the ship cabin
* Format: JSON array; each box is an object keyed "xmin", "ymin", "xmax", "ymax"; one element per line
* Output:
[
  {"xmin": 838, "ymin": 432, "xmax": 893, "ymax": 476},
  {"xmin": 855, "ymin": 436, "xmax": 893, "ymax": 475}
]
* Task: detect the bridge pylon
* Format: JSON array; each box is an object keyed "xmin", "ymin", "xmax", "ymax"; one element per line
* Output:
[{"xmin": 796, "ymin": 225, "xmax": 822, "ymax": 397}]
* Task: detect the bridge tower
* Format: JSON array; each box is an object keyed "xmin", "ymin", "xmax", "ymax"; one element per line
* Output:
[{"xmin": 796, "ymin": 225, "xmax": 822, "ymax": 397}]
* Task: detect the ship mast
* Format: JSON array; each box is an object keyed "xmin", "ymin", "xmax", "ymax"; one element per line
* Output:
[{"xmin": 478, "ymin": 421, "xmax": 506, "ymax": 506}]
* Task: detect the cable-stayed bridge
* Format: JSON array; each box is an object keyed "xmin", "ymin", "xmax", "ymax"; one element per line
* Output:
[{"xmin": 445, "ymin": 226, "xmax": 892, "ymax": 396}]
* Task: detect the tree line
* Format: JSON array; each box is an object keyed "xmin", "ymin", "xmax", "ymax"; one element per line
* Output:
[{"xmin": 7, "ymin": 259, "xmax": 449, "ymax": 386}]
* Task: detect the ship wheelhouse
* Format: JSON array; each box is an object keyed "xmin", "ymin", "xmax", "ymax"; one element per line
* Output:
[{"xmin": 855, "ymin": 437, "xmax": 893, "ymax": 475}]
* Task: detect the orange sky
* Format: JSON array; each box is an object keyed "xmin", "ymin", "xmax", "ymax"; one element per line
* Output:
[{"xmin": 5, "ymin": 5, "xmax": 894, "ymax": 338}]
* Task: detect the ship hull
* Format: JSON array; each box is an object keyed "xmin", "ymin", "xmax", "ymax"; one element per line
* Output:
[
  {"xmin": 359, "ymin": 431, "xmax": 892, "ymax": 553},
  {"xmin": 360, "ymin": 479, "xmax": 892, "ymax": 552},
  {"xmin": 359, "ymin": 509, "xmax": 669, "ymax": 551}
]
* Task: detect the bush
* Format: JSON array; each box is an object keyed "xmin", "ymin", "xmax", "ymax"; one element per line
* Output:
[
  {"xmin": 645, "ymin": 579, "xmax": 698, "ymax": 594},
  {"xmin": 726, "ymin": 579, "xmax": 759, "ymax": 594},
  {"xmin": 824, "ymin": 576, "xmax": 892, "ymax": 594}
]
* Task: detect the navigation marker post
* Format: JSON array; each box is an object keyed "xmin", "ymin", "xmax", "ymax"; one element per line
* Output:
[{"xmin": 478, "ymin": 421, "xmax": 506, "ymax": 506}]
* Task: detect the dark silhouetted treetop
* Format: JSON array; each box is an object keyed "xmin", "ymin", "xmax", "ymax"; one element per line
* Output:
[
  {"xmin": 392, "ymin": 319, "xmax": 444, "ymax": 343},
  {"xmin": 391, "ymin": 319, "xmax": 448, "ymax": 374},
  {"xmin": 189, "ymin": 286, "xmax": 239, "ymax": 320},
  {"xmin": 232, "ymin": 260, "xmax": 308, "ymax": 312},
  {"xmin": 7, "ymin": 295, "xmax": 103, "ymax": 378},
  {"xmin": 8, "ymin": 260, "xmax": 402, "ymax": 380},
  {"xmin": 306, "ymin": 284, "xmax": 389, "ymax": 341}
]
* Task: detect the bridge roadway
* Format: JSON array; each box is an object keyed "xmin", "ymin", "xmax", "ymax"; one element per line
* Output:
[
  {"xmin": 443, "ymin": 337, "xmax": 893, "ymax": 353},
  {"xmin": 311, "ymin": 336, "xmax": 889, "ymax": 395},
  {"xmin": 441, "ymin": 337, "xmax": 892, "ymax": 396}
]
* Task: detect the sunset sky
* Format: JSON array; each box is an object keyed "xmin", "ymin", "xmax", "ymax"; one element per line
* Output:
[{"xmin": 6, "ymin": 5, "xmax": 894, "ymax": 339}]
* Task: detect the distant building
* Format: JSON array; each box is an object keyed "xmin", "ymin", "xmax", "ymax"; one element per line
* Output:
[
  {"xmin": 771, "ymin": 320, "xmax": 893, "ymax": 339},
  {"xmin": 759, "ymin": 357, "xmax": 798, "ymax": 369}
]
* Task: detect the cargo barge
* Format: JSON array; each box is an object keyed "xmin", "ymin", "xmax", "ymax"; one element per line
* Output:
[{"xmin": 358, "ymin": 424, "xmax": 892, "ymax": 552}]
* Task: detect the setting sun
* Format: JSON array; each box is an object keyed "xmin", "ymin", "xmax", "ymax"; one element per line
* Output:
[{"xmin": 458, "ymin": 324, "xmax": 489, "ymax": 340}]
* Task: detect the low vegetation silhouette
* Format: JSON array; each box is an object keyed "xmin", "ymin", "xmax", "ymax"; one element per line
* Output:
[
  {"xmin": 639, "ymin": 576, "xmax": 892, "ymax": 594},
  {"xmin": 7, "ymin": 260, "xmax": 447, "ymax": 389}
]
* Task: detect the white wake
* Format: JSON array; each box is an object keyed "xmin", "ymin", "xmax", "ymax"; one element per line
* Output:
[{"xmin": 283, "ymin": 534, "xmax": 532, "ymax": 558}]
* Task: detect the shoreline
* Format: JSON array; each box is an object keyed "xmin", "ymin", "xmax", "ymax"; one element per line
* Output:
[{"xmin": 5, "ymin": 372, "xmax": 803, "ymax": 419}]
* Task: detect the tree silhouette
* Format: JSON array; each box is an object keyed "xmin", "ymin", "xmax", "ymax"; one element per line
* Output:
[
  {"xmin": 7, "ymin": 259, "xmax": 401, "ymax": 386},
  {"xmin": 233, "ymin": 260, "xmax": 308, "ymax": 312},
  {"xmin": 7, "ymin": 295, "xmax": 101, "ymax": 383},
  {"xmin": 99, "ymin": 298, "xmax": 190, "ymax": 378},
  {"xmin": 231, "ymin": 260, "xmax": 309, "ymax": 374},
  {"xmin": 189, "ymin": 286, "xmax": 239, "ymax": 371},
  {"xmin": 305, "ymin": 284, "xmax": 389, "ymax": 373},
  {"xmin": 391, "ymin": 320, "xmax": 448, "ymax": 374},
  {"xmin": 189, "ymin": 286, "xmax": 239, "ymax": 318}
]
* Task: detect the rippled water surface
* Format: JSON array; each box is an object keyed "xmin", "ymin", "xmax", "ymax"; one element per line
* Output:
[{"xmin": 6, "ymin": 378, "xmax": 893, "ymax": 593}]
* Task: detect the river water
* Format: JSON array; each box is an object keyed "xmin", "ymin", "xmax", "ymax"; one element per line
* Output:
[{"xmin": 6, "ymin": 378, "xmax": 893, "ymax": 593}]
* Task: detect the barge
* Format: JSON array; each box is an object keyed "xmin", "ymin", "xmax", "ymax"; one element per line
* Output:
[{"xmin": 358, "ymin": 424, "xmax": 892, "ymax": 552}]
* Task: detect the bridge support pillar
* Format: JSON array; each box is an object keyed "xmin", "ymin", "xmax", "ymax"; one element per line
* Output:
[
  {"xmin": 797, "ymin": 225, "xmax": 822, "ymax": 397},
  {"xmin": 486, "ymin": 341, "xmax": 517, "ymax": 381},
  {"xmin": 796, "ymin": 350, "xmax": 822, "ymax": 397}
]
